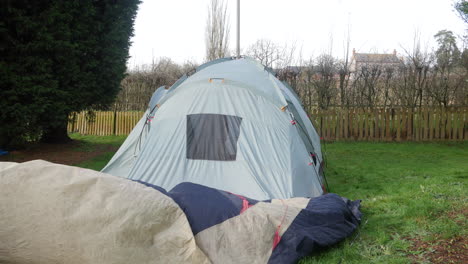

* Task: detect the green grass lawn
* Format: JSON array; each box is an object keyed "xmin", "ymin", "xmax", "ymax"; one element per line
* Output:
[
  {"xmin": 301, "ymin": 142, "xmax": 467, "ymax": 264},
  {"xmin": 73, "ymin": 136, "xmax": 467, "ymax": 263},
  {"xmin": 69, "ymin": 133, "xmax": 127, "ymax": 170}
]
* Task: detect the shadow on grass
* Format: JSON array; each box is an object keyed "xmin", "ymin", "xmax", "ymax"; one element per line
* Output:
[{"xmin": 0, "ymin": 133, "xmax": 127, "ymax": 167}]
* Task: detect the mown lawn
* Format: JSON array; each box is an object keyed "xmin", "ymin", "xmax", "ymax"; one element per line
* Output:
[
  {"xmin": 69, "ymin": 133, "xmax": 127, "ymax": 170},
  {"xmin": 73, "ymin": 136, "xmax": 467, "ymax": 264},
  {"xmin": 301, "ymin": 141, "xmax": 467, "ymax": 264}
]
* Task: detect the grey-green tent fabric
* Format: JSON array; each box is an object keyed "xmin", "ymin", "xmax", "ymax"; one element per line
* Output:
[
  {"xmin": 102, "ymin": 86, "xmax": 167, "ymax": 178},
  {"xmin": 102, "ymin": 57, "xmax": 325, "ymax": 200}
]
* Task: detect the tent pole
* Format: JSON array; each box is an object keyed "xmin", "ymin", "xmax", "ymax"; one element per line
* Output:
[{"xmin": 236, "ymin": 0, "xmax": 240, "ymax": 59}]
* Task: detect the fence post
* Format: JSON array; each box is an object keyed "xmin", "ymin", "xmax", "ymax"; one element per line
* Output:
[
  {"xmin": 396, "ymin": 108, "xmax": 401, "ymax": 142},
  {"xmin": 113, "ymin": 110, "xmax": 117, "ymax": 135},
  {"xmin": 68, "ymin": 108, "xmax": 467, "ymax": 140},
  {"xmin": 71, "ymin": 112, "xmax": 76, "ymax": 133}
]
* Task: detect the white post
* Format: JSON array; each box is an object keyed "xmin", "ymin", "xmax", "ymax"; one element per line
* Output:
[{"xmin": 236, "ymin": 0, "xmax": 240, "ymax": 59}]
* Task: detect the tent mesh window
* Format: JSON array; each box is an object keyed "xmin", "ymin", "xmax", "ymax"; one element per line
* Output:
[{"xmin": 186, "ymin": 114, "xmax": 242, "ymax": 161}]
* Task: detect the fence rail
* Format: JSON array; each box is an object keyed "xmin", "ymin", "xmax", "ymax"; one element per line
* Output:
[
  {"xmin": 310, "ymin": 107, "xmax": 467, "ymax": 141},
  {"xmin": 68, "ymin": 111, "xmax": 144, "ymax": 136},
  {"xmin": 68, "ymin": 107, "xmax": 468, "ymax": 141}
]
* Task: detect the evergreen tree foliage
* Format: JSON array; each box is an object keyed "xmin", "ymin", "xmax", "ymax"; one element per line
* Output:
[
  {"xmin": 455, "ymin": 0, "xmax": 468, "ymax": 24},
  {"xmin": 434, "ymin": 30, "xmax": 461, "ymax": 67},
  {"xmin": 0, "ymin": 0, "xmax": 140, "ymax": 148}
]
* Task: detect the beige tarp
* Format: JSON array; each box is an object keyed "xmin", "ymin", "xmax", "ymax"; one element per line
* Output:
[
  {"xmin": 0, "ymin": 160, "xmax": 344, "ymax": 264},
  {"xmin": 0, "ymin": 160, "xmax": 209, "ymax": 264}
]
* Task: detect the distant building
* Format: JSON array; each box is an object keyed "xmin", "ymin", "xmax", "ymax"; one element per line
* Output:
[
  {"xmin": 274, "ymin": 66, "xmax": 305, "ymax": 83},
  {"xmin": 349, "ymin": 49, "xmax": 402, "ymax": 73}
]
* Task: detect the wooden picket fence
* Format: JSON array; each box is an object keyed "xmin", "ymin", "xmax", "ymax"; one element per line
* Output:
[
  {"xmin": 310, "ymin": 107, "xmax": 467, "ymax": 141},
  {"xmin": 68, "ymin": 107, "xmax": 468, "ymax": 141},
  {"xmin": 68, "ymin": 111, "xmax": 144, "ymax": 136}
]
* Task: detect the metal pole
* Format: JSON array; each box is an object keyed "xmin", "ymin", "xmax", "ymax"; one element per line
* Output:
[{"xmin": 236, "ymin": 0, "xmax": 240, "ymax": 59}]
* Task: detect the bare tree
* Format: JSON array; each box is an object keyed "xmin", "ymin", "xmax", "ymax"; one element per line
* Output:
[
  {"xmin": 353, "ymin": 63, "xmax": 384, "ymax": 107},
  {"xmin": 115, "ymin": 57, "xmax": 198, "ymax": 111},
  {"xmin": 274, "ymin": 42, "xmax": 302, "ymax": 92},
  {"xmin": 395, "ymin": 33, "xmax": 433, "ymax": 107},
  {"xmin": 275, "ymin": 42, "xmax": 299, "ymax": 70},
  {"xmin": 310, "ymin": 54, "xmax": 338, "ymax": 109},
  {"xmin": 381, "ymin": 67, "xmax": 396, "ymax": 107},
  {"xmin": 246, "ymin": 39, "xmax": 283, "ymax": 68},
  {"xmin": 205, "ymin": 0, "xmax": 230, "ymax": 61},
  {"xmin": 337, "ymin": 34, "xmax": 351, "ymax": 107},
  {"xmin": 295, "ymin": 58, "xmax": 315, "ymax": 110}
]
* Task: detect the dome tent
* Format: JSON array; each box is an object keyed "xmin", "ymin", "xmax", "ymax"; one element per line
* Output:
[{"xmin": 102, "ymin": 57, "xmax": 326, "ymax": 200}]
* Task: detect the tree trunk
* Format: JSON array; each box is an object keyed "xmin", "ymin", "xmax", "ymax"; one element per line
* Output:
[{"xmin": 41, "ymin": 117, "xmax": 71, "ymax": 144}]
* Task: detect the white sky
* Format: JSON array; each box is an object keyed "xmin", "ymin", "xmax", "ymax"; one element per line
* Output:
[{"xmin": 128, "ymin": 0, "xmax": 466, "ymax": 67}]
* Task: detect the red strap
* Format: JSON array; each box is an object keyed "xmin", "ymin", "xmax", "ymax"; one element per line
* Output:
[
  {"xmin": 272, "ymin": 230, "xmax": 281, "ymax": 250},
  {"xmin": 272, "ymin": 200, "xmax": 289, "ymax": 250},
  {"xmin": 240, "ymin": 198, "xmax": 250, "ymax": 214},
  {"xmin": 228, "ymin": 192, "xmax": 253, "ymax": 214},
  {"xmin": 322, "ymin": 184, "xmax": 327, "ymax": 193}
]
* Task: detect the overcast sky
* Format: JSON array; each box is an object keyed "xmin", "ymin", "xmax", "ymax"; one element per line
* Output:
[{"xmin": 128, "ymin": 0, "xmax": 466, "ymax": 67}]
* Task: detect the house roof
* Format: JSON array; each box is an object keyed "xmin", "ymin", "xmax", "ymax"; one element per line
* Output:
[
  {"xmin": 273, "ymin": 66, "xmax": 304, "ymax": 75},
  {"xmin": 353, "ymin": 53, "xmax": 401, "ymax": 64}
]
